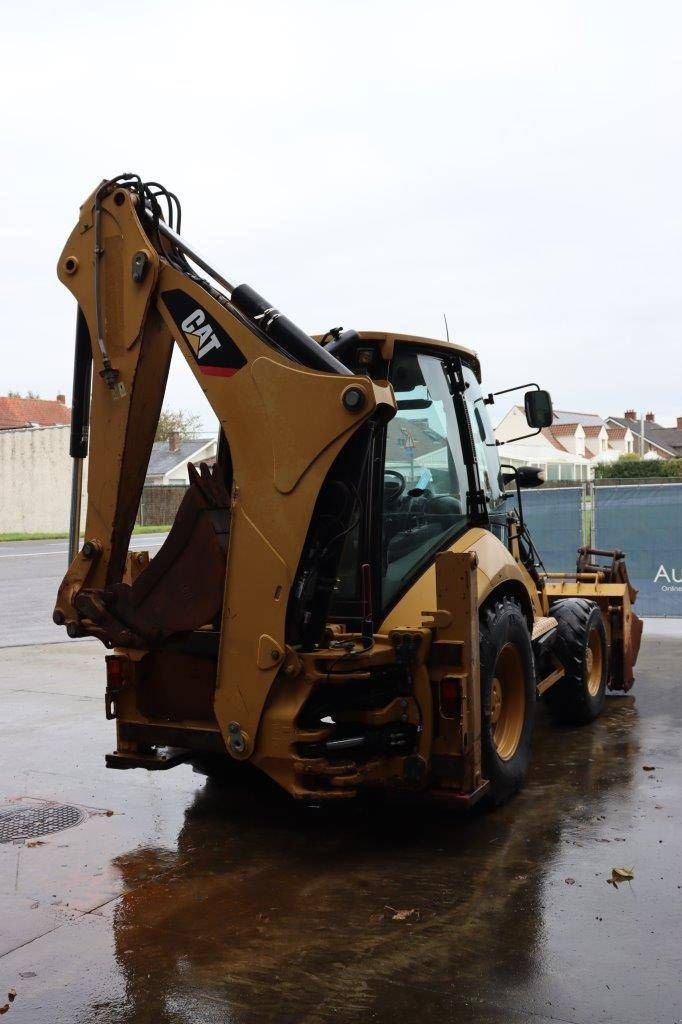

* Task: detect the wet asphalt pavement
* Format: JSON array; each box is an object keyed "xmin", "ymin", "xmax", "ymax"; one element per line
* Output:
[
  {"xmin": 0, "ymin": 627, "xmax": 681, "ymax": 1024},
  {"xmin": 0, "ymin": 536, "xmax": 168, "ymax": 647}
]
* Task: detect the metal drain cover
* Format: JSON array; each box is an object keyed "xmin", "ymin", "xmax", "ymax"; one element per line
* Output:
[{"xmin": 0, "ymin": 803, "xmax": 86, "ymax": 844}]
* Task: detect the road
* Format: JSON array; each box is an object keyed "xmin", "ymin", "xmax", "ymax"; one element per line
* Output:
[
  {"xmin": 0, "ymin": 535, "xmax": 167, "ymax": 647},
  {"xmin": 1, "ymin": 537, "xmax": 680, "ymax": 1021},
  {"xmin": 0, "ymin": 629, "xmax": 680, "ymax": 1023}
]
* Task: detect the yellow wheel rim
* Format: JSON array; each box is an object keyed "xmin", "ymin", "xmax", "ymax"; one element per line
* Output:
[
  {"xmin": 585, "ymin": 628, "xmax": 603, "ymax": 697},
  {"xmin": 491, "ymin": 642, "xmax": 525, "ymax": 761}
]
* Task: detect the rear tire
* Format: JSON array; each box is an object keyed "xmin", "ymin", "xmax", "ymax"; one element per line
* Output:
[
  {"xmin": 480, "ymin": 597, "xmax": 536, "ymax": 805},
  {"xmin": 546, "ymin": 599, "xmax": 608, "ymax": 724}
]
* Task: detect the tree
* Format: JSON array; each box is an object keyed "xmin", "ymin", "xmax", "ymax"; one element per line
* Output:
[{"xmin": 155, "ymin": 408, "xmax": 202, "ymax": 443}]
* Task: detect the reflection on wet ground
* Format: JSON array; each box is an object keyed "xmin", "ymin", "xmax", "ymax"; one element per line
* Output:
[{"xmin": 0, "ymin": 634, "xmax": 681, "ymax": 1023}]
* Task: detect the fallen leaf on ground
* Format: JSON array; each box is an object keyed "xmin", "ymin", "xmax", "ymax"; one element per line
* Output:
[
  {"xmin": 642, "ymin": 765, "xmax": 656, "ymax": 772},
  {"xmin": 7, "ymin": 989, "xmax": 16, "ymax": 1002},
  {"xmin": 564, "ymin": 877, "xmax": 576, "ymax": 885},
  {"xmin": 607, "ymin": 866, "xmax": 636, "ymax": 889},
  {"xmin": 26, "ymin": 840, "xmax": 45, "ymax": 848},
  {"xmin": 385, "ymin": 906, "xmax": 420, "ymax": 922},
  {"xmin": 368, "ymin": 912, "xmax": 384, "ymax": 925},
  {"xmin": 0, "ymin": 1005, "xmax": 8, "ymax": 1016}
]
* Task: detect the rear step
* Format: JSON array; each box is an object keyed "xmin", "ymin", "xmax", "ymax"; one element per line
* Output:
[
  {"xmin": 531, "ymin": 615, "xmax": 558, "ymax": 657},
  {"xmin": 105, "ymin": 746, "xmax": 190, "ymax": 770}
]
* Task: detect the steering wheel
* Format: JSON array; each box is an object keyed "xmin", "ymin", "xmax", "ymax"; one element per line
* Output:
[{"xmin": 384, "ymin": 469, "xmax": 406, "ymax": 503}]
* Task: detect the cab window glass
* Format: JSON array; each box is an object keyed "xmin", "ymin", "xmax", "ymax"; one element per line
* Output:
[
  {"xmin": 461, "ymin": 362, "xmax": 505, "ymax": 513},
  {"xmin": 383, "ymin": 351, "xmax": 468, "ymax": 608}
]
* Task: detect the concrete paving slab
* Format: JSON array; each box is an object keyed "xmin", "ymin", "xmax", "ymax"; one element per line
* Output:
[{"xmin": 0, "ymin": 634, "xmax": 680, "ymax": 1023}]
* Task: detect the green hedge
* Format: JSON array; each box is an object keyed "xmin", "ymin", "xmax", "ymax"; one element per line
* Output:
[{"xmin": 595, "ymin": 457, "xmax": 682, "ymax": 479}]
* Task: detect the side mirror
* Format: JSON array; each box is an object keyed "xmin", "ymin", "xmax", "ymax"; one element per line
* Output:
[
  {"xmin": 516, "ymin": 465, "xmax": 545, "ymax": 488},
  {"xmin": 524, "ymin": 389, "xmax": 553, "ymax": 428},
  {"xmin": 502, "ymin": 465, "xmax": 545, "ymax": 489}
]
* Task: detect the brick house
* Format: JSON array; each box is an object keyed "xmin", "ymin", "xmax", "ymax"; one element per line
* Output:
[{"xmin": 606, "ymin": 411, "xmax": 682, "ymax": 460}]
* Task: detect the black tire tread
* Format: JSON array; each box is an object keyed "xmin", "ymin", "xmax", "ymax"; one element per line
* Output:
[
  {"xmin": 480, "ymin": 596, "xmax": 536, "ymax": 805},
  {"xmin": 546, "ymin": 598, "xmax": 607, "ymax": 724}
]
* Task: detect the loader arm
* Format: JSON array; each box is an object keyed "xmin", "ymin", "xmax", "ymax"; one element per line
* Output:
[{"xmin": 54, "ymin": 176, "xmax": 395, "ymax": 757}]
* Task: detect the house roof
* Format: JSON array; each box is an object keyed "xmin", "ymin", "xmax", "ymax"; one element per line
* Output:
[
  {"xmin": 648, "ymin": 426, "xmax": 682, "ymax": 454},
  {"xmin": 0, "ymin": 395, "xmax": 71, "ymax": 430},
  {"xmin": 609, "ymin": 415, "xmax": 664, "ymax": 430},
  {"xmin": 606, "ymin": 417, "xmax": 678, "ymax": 455},
  {"xmin": 512, "ymin": 405, "xmax": 604, "ymax": 429},
  {"xmin": 540, "ymin": 428, "xmax": 568, "ymax": 452},
  {"xmin": 605, "ymin": 426, "xmax": 628, "ymax": 440},
  {"xmin": 146, "ymin": 437, "xmax": 216, "ymax": 478},
  {"xmin": 551, "ymin": 423, "xmax": 582, "ymax": 436},
  {"xmin": 608, "ymin": 416, "xmax": 661, "ymax": 435},
  {"xmin": 551, "ymin": 409, "xmax": 604, "ymax": 427},
  {"xmin": 583, "ymin": 425, "xmax": 606, "ymax": 437}
]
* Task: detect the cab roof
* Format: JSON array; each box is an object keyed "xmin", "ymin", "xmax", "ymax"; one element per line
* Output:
[{"xmin": 356, "ymin": 331, "xmax": 481, "ymax": 383}]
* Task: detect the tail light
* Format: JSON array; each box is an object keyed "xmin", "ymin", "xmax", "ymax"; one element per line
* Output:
[
  {"xmin": 105, "ymin": 655, "xmax": 130, "ymax": 719},
  {"xmin": 440, "ymin": 677, "xmax": 461, "ymax": 720}
]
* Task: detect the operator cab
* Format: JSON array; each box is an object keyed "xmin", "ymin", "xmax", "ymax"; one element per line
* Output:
[
  {"xmin": 381, "ymin": 344, "xmax": 504, "ymax": 606},
  {"xmin": 324, "ymin": 332, "xmax": 551, "ymax": 628}
]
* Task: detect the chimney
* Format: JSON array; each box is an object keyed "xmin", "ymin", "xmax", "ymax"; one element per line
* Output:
[
  {"xmin": 168, "ymin": 430, "xmax": 181, "ymax": 454},
  {"xmin": 645, "ymin": 412, "xmax": 655, "ymax": 423},
  {"xmin": 624, "ymin": 409, "xmax": 636, "ymax": 420},
  {"xmin": 56, "ymin": 394, "xmax": 66, "ymax": 404},
  {"xmin": 677, "ymin": 417, "xmax": 682, "ymax": 430}
]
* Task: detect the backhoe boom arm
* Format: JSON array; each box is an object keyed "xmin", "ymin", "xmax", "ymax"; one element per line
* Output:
[{"xmin": 54, "ymin": 176, "xmax": 395, "ymax": 758}]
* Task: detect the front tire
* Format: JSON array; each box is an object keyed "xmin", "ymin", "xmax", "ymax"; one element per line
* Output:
[
  {"xmin": 545, "ymin": 599, "xmax": 608, "ymax": 724},
  {"xmin": 480, "ymin": 598, "xmax": 536, "ymax": 805}
]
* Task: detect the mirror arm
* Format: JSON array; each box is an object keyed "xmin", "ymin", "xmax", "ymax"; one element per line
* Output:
[
  {"xmin": 483, "ymin": 382, "xmax": 539, "ymax": 405},
  {"xmin": 485, "ymin": 426, "xmax": 541, "ymax": 448}
]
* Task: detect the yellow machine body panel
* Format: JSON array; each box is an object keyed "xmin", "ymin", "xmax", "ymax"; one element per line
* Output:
[{"xmin": 381, "ymin": 526, "xmax": 542, "ymax": 633}]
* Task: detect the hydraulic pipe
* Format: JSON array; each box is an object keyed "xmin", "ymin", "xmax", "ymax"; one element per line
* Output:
[
  {"xmin": 153, "ymin": 216, "xmax": 350, "ymax": 375},
  {"xmin": 154, "ymin": 218, "xmax": 236, "ymax": 296},
  {"xmin": 68, "ymin": 461, "xmax": 83, "ymax": 566},
  {"xmin": 68, "ymin": 308, "xmax": 93, "ymax": 564}
]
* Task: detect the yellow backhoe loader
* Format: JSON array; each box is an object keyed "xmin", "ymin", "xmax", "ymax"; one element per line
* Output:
[{"xmin": 53, "ymin": 175, "xmax": 643, "ymax": 806}]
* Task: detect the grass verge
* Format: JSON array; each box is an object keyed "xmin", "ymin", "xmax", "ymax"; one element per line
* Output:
[{"xmin": 0, "ymin": 524, "xmax": 170, "ymax": 542}]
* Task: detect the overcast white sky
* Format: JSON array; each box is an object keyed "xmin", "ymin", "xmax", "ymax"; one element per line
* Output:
[{"xmin": 2, "ymin": 0, "xmax": 681, "ymax": 432}]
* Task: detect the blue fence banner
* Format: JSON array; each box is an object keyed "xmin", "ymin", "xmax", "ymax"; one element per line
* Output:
[
  {"xmin": 522, "ymin": 487, "xmax": 582, "ymax": 574},
  {"xmin": 594, "ymin": 483, "xmax": 682, "ymax": 617}
]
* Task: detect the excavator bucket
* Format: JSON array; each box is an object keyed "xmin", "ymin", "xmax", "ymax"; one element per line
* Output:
[{"xmin": 74, "ymin": 461, "xmax": 230, "ymax": 648}]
